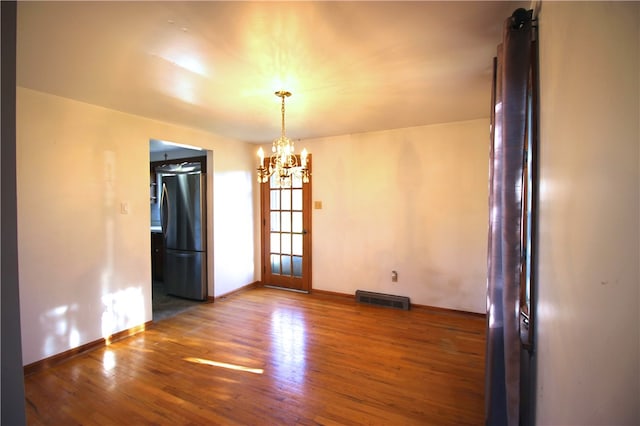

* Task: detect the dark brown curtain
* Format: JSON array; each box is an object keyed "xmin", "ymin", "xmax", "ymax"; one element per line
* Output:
[{"xmin": 485, "ymin": 8, "xmax": 536, "ymax": 426}]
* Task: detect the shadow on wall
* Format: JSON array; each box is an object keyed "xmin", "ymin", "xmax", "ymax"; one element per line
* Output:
[
  {"xmin": 101, "ymin": 286, "xmax": 145, "ymax": 338},
  {"xmin": 40, "ymin": 303, "xmax": 81, "ymax": 356}
]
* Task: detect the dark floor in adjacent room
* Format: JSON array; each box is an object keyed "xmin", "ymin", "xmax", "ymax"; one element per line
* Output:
[{"xmin": 151, "ymin": 280, "xmax": 204, "ymax": 321}]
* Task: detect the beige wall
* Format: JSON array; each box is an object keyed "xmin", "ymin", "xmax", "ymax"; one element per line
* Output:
[
  {"xmin": 293, "ymin": 119, "xmax": 489, "ymax": 313},
  {"xmin": 16, "ymin": 87, "xmax": 258, "ymax": 365},
  {"xmin": 537, "ymin": 2, "xmax": 640, "ymax": 424}
]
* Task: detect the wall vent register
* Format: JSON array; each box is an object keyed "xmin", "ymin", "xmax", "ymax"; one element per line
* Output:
[{"xmin": 355, "ymin": 290, "xmax": 410, "ymax": 311}]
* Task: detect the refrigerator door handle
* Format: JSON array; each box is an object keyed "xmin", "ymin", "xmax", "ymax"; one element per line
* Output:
[{"xmin": 160, "ymin": 182, "xmax": 170, "ymax": 239}]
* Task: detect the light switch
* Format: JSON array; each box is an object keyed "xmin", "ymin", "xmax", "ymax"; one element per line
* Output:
[
  {"xmin": 120, "ymin": 202, "xmax": 130, "ymax": 215},
  {"xmin": 314, "ymin": 201, "xmax": 323, "ymax": 209}
]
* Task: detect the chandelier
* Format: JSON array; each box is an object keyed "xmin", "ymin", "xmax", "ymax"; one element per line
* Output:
[{"xmin": 257, "ymin": 91, "xmax": 310, "ymax": 188}]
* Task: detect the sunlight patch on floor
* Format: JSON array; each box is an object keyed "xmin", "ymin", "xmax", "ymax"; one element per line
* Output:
[{"xmin": 184, "ymin": 357, "xmax": 264, "ymax": 374}]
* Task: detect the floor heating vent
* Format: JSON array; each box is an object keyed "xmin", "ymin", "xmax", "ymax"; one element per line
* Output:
[{"xmin": 355, "ymin": 290, "xmax": 410, "ymax": 310}]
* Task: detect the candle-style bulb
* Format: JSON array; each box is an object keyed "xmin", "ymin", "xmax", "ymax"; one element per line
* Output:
[{"xmin": 258, "ymin": 147, "xmax": 264, "ymax": 167}]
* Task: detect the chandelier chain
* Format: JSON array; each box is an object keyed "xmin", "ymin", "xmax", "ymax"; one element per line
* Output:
[{"xmin": 281, "ymin": 94, "xmax": 286, "ymax": 140}]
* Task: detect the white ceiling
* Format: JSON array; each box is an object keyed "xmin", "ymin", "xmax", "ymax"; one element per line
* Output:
[{"xmin": 17, "ymin": 1, "xmax": 525, "ymax": 144}]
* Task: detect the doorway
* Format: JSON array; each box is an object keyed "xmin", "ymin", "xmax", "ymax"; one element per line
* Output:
[
  {"xmin": 260, "ymin": 156, "xmax": 312, "ymax": 292},
  {"xmin": 149, "ymin": 139, "xmax": 210, "ymax": 320}
]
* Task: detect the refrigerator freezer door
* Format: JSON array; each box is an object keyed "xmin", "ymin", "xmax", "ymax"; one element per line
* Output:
[
  {"xmin": 162, "ymin": 173, "xmax": 206, "ymax": 252},
  {"xmin": 164, "ymin": 249, "xmax": 207, "ymax": 301}
]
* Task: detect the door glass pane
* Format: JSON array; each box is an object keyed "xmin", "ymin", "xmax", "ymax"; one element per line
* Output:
[
  {"xmin": 270, "ymin": 212, "xmax": 280, "ymax": 231},
  {"xmin": 281, "ymin": 233, "xmax": 291, "ymax": 254},
  {"xmin": 293, "ymin": 256, "xmax": 302, "ymax": 277},
  {"xmin": 281, "ymin": 212, "xmax": 291, "ymax": 232},
  {"xmin": 292, "ymin": 212, "xmax": 302, "ymax": 233},
  {"xmin": 292, "ymin": 189, "xmax": 302, "ymax": 210},
  {"xmin": 269, "ymin": 172, "xmax": 279, "ymax": 189},
  {"xmin": 270, "ymin": 233, "xmax": 280, "ymax": 253},
  {"xmin": 282, "ymin": 255, "xmax": 292, "ymax": 275},
  {"xmin": 292, "ymin": 173, "xmax": 302, "ymax": 188},
  {"xmin": 271, "ymin": 254, "xmax": 281, "ymax": 274},
  {"xmin": 292, "ymin": 234, "xmax": 302, "ymax": 256},
  {"xmin": 270, "ymin": 190, "xmax": 280, "ymax": 210},
  {"xmin": 281, "ymin": 189, "xmax": 291, "ymax": 210}
]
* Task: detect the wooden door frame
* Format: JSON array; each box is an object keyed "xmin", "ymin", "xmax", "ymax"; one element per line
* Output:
[{"xmin": 260, "ymin": 154, "xmax": 312, "ymax": 292}]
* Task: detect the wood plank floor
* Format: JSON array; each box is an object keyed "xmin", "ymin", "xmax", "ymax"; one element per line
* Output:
[{"xmin": 24, "ymin": 287, "xmax": 486, "ymax": 425}]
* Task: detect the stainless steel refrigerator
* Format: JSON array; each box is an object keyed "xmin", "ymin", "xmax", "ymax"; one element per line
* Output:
[{"xmin": 160, "ymin": 172, "xmax": 207, "ymax": 301}]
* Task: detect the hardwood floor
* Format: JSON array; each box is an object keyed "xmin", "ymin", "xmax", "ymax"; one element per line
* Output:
[{"xmin": 24, "ymin": 287, "xmax": 486, "ymax": 425}]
